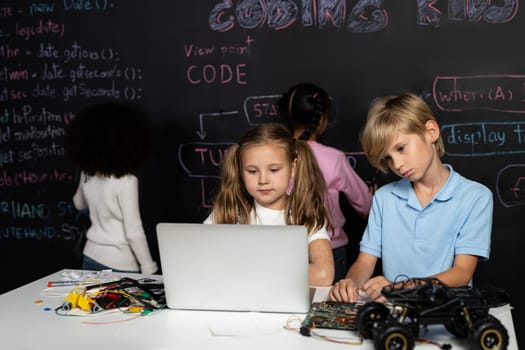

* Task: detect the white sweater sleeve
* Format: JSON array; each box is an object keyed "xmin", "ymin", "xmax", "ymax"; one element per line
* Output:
[
  {"xmin": 118, "ymin": 176, "xmax": 158, "ymax": 274},
  {"xmin": 72, "ymin": 173, "xmax": 87, "ymax": 210}
]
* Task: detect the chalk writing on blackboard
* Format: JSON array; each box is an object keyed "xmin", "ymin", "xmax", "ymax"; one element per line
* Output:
[
  {"xmin": 0, "ymin": 1, "xmax": 141, "ymax": 243},
  {"xmin": 442, "ymin": 121, "xmax": 525, "ymax": 156},
  {"xmin": 183, "ymin": 36, "xmax": 253, "ymax": 85},
  {"xmin": 179, "ymin": 142, "xmax": 232, "ymax": 179},
  {"xmin": 0, "ymin": 199, "xmax": 88, "ymax": 240},
  {"xmin": 496, "ymin": 164, "xmax": 525, "ymax": 207},
  {"xmin": 244, "ymin": 94, "xmax": 340, "ymax": 126},
  {"xmin": 244, "ymin": 95, "xmax": 282, "ymax": 124},
  {"xmin": 208, "ymin": 0, "xmax": 517, "ymax": 32},
  {"xmin": 433, "ymin": 74, "xmax": 525, "ymax": 113},
  {"xmin": 196, "ymin": 111, "xmax": 240, "ymax": 140},
  {"xmin": 26, "ymin": 0, "xmax": 113, "ymax": 13},
  {"xmin": 179, "ymin": 142, "xmax": 233, "ymax": 208}
]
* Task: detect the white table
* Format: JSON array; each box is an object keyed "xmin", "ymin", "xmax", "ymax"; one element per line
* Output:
[{"xmin": 0, "ymin": 269, "xmax": 517, "ymax": 350}]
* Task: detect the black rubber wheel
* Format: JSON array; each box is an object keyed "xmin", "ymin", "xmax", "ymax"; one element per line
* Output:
[
  {"xmin": 468, "ymin": 315, "xmax": 509, "ymax": 350},
  {"xmin": 374, "ymin": 325, "xmax": 415, "ymax": 350},
  {"xmin": 356, "ymin": 302, "xmax": 390, "ymax": 339}
]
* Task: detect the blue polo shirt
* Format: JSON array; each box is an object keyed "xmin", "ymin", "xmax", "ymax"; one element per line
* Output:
[{"xmin": 360, "ymin": 164, "xmax": 493, "ymax": 281}]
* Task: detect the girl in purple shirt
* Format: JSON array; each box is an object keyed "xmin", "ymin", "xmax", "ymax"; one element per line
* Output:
[{"xmin": 278, "ymin": 83, "xmax": 372, "ymax": 282}]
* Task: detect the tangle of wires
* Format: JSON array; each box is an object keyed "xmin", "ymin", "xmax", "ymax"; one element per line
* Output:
[{"xmin": 55, "ymin": 277, "xmax": 165, "ymax": 317}]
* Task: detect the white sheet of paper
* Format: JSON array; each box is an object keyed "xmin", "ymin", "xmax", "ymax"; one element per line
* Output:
[{"xmin": 206, "ymin": 314, "xmax": 283, "ymax": 337}]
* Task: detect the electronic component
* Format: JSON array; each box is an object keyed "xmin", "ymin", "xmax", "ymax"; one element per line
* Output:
[
  {"xmin": 56, "ymin": 277, "xmax": 165, "ymax": 316},
  {"xmin": 300, "ymin": 301, "xmax": 364, "ymax": 336}
]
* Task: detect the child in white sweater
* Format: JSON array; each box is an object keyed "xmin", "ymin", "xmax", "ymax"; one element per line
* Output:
[{"xmin": 65, "ymin": 102, "xmax": 158, "ymax": 274}]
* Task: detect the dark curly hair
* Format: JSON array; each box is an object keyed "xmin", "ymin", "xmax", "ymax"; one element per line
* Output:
[
  {"xmin": 277, "ymin": 82, "xmax": 331, "ymax": 140},
  {"xmin": 64, "ymin": 102, "xmax": 153, "ymax": 178}
]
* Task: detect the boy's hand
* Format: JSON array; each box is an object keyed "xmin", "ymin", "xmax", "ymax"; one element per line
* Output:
[{"xmin": 361, "ymin": 276, "xmax": 391, "ymax": 303}]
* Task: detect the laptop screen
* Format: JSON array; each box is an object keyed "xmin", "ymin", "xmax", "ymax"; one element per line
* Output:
[{"xmin": 156, "ymin": 223, "xmax": 310, "ymax": 313}]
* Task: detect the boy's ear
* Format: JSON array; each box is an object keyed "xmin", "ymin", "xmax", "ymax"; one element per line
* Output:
[{"xmin": 425, "ymin": 120, "xmax": 440, "ymax": 142}]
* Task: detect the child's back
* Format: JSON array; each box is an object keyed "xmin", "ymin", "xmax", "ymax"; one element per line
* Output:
[{"xmin": 65, "ymin": 102, "xmax": 158, "ymax": 274}]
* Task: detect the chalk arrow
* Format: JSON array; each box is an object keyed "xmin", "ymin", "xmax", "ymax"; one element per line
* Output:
[{"xmin": 196, "ymin": 111, "xmax": 239, "ymax": 140}]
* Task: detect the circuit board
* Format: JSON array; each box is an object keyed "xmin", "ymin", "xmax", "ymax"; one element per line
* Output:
[{"xmin": 300, "ymin": 301, "xmax": 364, "ymax": 336}]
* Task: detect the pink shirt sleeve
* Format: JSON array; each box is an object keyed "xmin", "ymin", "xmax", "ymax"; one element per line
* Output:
[{"xmin": 333, "ymin": 152, "xmax": 372, "ymax": 219}]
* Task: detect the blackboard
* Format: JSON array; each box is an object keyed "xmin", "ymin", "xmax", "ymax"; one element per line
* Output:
[{"xmin": 1, "ymin": 0, "xmax": 523, "ymax": 342}]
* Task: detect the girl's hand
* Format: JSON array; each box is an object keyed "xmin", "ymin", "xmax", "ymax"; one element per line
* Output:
[{"xmin": 328, "ymin": 278, "xmax": 359, "ymax": 303}]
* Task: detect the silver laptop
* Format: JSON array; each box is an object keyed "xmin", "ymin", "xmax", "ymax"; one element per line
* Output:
[{"xmin": 156, "ymin": 223, "xmax": 310, "ymax": 313}]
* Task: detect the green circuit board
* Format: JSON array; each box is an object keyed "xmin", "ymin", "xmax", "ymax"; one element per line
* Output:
[{"xmin": 300, "ymin": 301, "xmax": 364, "ymax": 336}]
